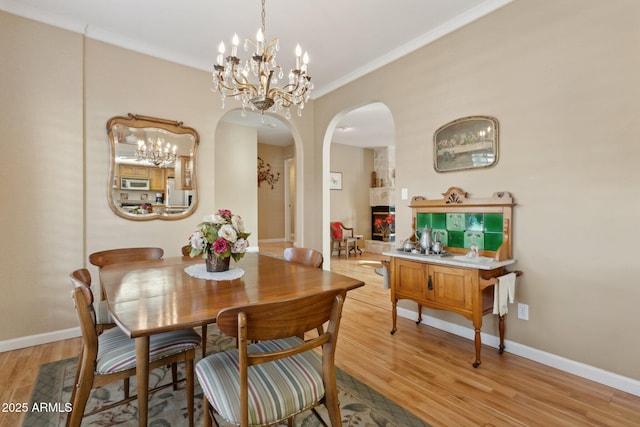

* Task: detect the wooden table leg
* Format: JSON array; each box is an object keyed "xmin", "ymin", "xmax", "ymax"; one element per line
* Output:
[{"xmin": 135, "ymin": 336, "xmax": 150, "ymax": 427}]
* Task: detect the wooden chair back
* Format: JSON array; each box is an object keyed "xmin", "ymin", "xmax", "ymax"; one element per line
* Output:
[
  {"xmin": 70, "ymin": 268, "xmax": 92, "ymax": 287},
  {"xmin": 215, "ymin": 289, "xmax": 346, "ymax": 426},
  {"xmin": 68, "ymin": 278, "xmax": 197, "ymax": 427},
  {"xmin": 283, "ymin": 247, "xmax": 323, "ymax": 268},
  {"xmin": 72, "ymin": 285, "xmax": 100, "ymax": 355},
  {"xmin": 89, "ymin": 247, "xmax": 164, "ymax": 267}
]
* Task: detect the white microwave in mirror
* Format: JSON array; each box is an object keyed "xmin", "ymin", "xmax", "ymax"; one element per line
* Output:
[{"xmin": 121, "ymin": 178, "xmax": 150, "ymax": 190}]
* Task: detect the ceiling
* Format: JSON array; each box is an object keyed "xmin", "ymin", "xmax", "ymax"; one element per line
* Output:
[{"xmin": 1, "ymin": 0, "xmax": 511, "ymax": 147}]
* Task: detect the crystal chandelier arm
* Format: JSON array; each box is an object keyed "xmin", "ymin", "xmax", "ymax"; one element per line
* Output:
[
  {"xmin": 213, "ymin": 61, "xmax": 259, "ymax": 98},
  {"xmin": 211, "ymin": 0, "xmax": 312, "ymax": 114}
]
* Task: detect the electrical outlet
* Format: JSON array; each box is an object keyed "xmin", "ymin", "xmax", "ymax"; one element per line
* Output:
[
  {"xmin": 517, "ymin": 303, "xmax": 529, "ymax": 320},
  {"xmin": 401, "ymin": 188, "xmax": 408, "ymax": 200}
]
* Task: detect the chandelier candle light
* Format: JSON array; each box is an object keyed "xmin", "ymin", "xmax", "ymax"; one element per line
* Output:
[
  {"xmin": 135, "ymin": 136, "xmax": 177, "ymax": 167},
  {"xmin": 212, "ymin": 0, "xmax": 313, "ymax": 118}
]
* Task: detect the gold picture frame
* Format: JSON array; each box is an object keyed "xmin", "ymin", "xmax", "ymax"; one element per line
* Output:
[{"xmin": 434, "ymin": 116, "xmax": 499, "ymax": 172}]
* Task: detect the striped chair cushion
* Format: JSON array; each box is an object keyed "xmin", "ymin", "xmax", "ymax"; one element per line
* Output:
[
  {"xmin": 95, "ymin": 300, "xmax": 113, "ymax": 325},
  {"xmin": 196, "ymin": 337, "xmax": 324, "ymax": 426},
  {"xmin": 96, "ymin": 327, "xmax": 201, "ymax": 374}
]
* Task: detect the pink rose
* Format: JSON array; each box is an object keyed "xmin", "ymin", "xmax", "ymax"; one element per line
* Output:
[{"xmin": 213, "ymin": 237, "xmax": 229, "ymax": 254}]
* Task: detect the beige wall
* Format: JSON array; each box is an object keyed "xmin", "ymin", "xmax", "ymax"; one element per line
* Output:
[
  {"xmin": 257, "ymin": 143, "xmax": 287, "ymax": 241},
  {"xmin": 316, "ymin": 0, "xmax": 640, "ymax": 379},
  {"xmin": 214, "ymin": 121, "xmax": 258, "ymax": 244},
  {"xmin": 0, "ymin": 14, "xmax": 84, "ymax": 336},
  {"xmin": 0, "ymin": 11, "xmax": 315, "ymax": 343},
  {"xmin": 330, "ymin": 144, "xmax": 374, "ymax": 239}
]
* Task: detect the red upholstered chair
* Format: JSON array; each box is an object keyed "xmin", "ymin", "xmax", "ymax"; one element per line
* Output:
[{"xmin": 330, "ymin": 222, "xmax": 361, "ymax": 258}]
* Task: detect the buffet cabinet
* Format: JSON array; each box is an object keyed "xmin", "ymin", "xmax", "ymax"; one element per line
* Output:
[
  {"xmin": 390, "ymin": 255, "xmax": 514, "ymax": 367},
  {"xmin": 386, "ymin": 187, "xmax": 521, "ymax": 367}
]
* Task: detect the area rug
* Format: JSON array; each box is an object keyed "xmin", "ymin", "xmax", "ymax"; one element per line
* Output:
[{"xmin": 24, "ymin": 326, "xmax": 429, "ymax": 427}]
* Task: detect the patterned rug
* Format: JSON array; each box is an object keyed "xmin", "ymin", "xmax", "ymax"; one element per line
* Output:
[{"xmin": 24, "ymin": 326, "xmax": 429, "ymax": 427}]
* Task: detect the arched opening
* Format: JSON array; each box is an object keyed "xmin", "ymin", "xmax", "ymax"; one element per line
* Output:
[
  {"xmin": 322, "ymin": 102, "xmax": 395, "ymax": 267},
  {"xmin": 216, "ymin": 110, "xmax": 304, "ymax": 249}
]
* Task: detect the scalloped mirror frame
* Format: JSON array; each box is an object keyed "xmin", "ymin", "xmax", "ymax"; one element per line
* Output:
[{"xmin": 106, "ymin": 113, "xmax": 199, "ymax": 221}]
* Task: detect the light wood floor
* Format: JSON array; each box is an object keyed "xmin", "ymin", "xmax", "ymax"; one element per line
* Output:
[{"xmin": 1, "ymin": 244, "xmax": 639, "ymax": 426}]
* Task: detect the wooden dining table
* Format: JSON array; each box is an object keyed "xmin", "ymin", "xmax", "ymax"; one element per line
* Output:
[{"xmin": 99, "ymin": 253, "xmax": 364, "ymax": 427}]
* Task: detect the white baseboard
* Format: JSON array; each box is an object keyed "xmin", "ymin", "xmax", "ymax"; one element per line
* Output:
[
  {"xmin": 0, "ymin": 327, "xmax": 81, "ymax": 353},
  {"xmin": 257, "ymin": 238, "xmax": 286, "ymax": 244},
  {"xmin": 396, "ymin": 307, "xmax": 640, "ymax": 397}
]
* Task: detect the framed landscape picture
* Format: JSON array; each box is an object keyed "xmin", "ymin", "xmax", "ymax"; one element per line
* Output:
[
  {"xmin": 434, "ymin": 116, "xmax": 499, "ymax": 172},
  {"xmin": 329, "ymin": 172, "xmax": 343, "ymax": 190}
]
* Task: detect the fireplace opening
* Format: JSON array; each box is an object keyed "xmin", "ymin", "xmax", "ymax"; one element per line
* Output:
[{"xmin": 372, "ymin": 206, "xmax": 395, "ymax": 242}]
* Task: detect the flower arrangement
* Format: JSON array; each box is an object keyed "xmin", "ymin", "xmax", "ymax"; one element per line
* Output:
[
  {"xmin": 374, "ymin": 214, "xmax": 395, "ymax": 239},
  {"xmin": 132, "ymin": 203, "xmax": 153, "ymax": 214},
  {"xmin": 187, "ymin": 209, "xmax": 251, "ymax": 262}
]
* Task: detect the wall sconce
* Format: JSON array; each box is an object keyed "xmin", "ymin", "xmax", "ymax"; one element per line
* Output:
[{"xmin": 257, "ymin": 156, "xmax": 280, "ymax": 189}]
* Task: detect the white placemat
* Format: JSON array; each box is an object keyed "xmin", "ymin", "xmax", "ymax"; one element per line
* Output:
[{"xmin": 184, "ymin": 263, "xmax": 245, "ymax": 281}]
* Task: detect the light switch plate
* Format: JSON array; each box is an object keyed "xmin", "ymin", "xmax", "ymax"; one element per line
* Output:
[
  {"xmin": 517, "ymin": 303, "xmax": 529, "ymax": 320},
  {"xmin": 401, "ymin": 188, "xmax": 408, "ymax": 200}
]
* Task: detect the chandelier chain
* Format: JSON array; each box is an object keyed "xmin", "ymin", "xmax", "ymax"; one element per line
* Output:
[{"xmin": 261, "ymin": 0, "xmax": 266, "ymax": 35}]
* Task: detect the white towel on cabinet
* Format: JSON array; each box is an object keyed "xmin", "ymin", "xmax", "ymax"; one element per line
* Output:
[{"xmin": 493, "ymin": 272, "xmax": 516, "ymax": 316}]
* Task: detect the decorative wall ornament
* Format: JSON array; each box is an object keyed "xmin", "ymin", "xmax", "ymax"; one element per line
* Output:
[
  {"xmin": 434, "ymin": 116, "xmax": 499, "ymax": 172},
  {"xmin": 329, "ymin": 172, "xmax": 342, "ymax": 190},
  {"xmin": 257, "ymin": 156, "xmax": 280, "ymax": 189}
]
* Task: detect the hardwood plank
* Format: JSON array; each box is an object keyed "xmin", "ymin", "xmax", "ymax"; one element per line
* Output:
[{"xmin": 1, "ymin": 242, "xmax": 639, "ymax": 426}]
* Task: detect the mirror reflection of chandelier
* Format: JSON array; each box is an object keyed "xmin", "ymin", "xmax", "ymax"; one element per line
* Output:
[
  {"xmin": 135, "ymin": 137, "xmax": 177, "ymax": 167},
  {"xmin": 212, "ymin": 0, "xmax": 313, "ymax": 119}
]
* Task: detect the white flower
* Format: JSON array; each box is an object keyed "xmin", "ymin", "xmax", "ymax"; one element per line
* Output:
[
  {"xmin": 188, "ymin": 231, "xmax": 207, "ymax": 250},
  {"xmin": 203, "ymin": 213, "xmax": 227, "ymax": 224},
  {"xmin": 231, "ymin": 215, "xmax": 245, "ymax": 232},
  {"xmin": 231, "ymin": 238, "xmax": 248, "ymax": 254},
  {"xmin": 218, "ymin": 224, "xmax": 238, "ymax": 243}
]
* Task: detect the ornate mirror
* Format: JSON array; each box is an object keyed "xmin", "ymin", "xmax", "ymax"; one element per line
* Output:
[{"xmin": 106, "ymin": 113, "xmax": 199, "ymax": 221}]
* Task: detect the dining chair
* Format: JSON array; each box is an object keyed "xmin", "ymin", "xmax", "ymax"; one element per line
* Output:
[
  {"xmin": 196, "ymin": 288, "xmax": 347, "ymax": 427},
  {"xmin": 181, "ymin": 244, "xmax": 191, "ymax": 257},
  {"xmin": 283, "ymin": 247, "xmax": 325, "ymax": 336},
  {"xmin": 69, "ymin": 268, "xmax": 115, "ymax": 334},
  {"xmin": 67, "ymin": 284, "xmax": 200, "ymax": 427},
  {"xmin": 283, "ymin": 246, "xmax": 324, "ymax": 268},
  {"xmin": 330, "ymin": 221, "xmax": 361, "ymax": 258},
  {"xmin": 89, "ymin": 247, "xmax": 164, "ymax": 300}
]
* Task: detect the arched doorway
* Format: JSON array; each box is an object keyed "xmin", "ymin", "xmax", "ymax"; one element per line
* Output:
[
  {"xmin": 217, "ymin": 110, "xmax": 303, "ymax": 248},
  {"xmin": 322, "ymin": 102, "xmax": 395, "ymax": 267}
]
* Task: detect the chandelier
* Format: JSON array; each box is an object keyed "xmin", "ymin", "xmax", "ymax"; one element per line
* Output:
[
  {"xmin": 135, "ymin": 137, "xmax": 177, "ymax": 167},
  {"xmin": 211, "ymin": 0, "xmax": 313, "ymax": 118}
]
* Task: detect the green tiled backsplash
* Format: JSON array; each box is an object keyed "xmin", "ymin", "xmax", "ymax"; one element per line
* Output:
[{"xmin": 416, "ymin": 212, "xmax": 504, "ymax": 251}]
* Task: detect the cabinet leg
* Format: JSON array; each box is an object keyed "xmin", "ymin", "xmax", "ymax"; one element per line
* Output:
[
  {"xmin": 473, "ymin": 328, "xmax": 482, "ymax": 368},
  {"xmin": 498, "ymin": 314, "xmax": 505, "ymax": 354},
  {"xmin": 416, "ymin": 303, "xmax": 423, "ymax": 325},
  {"xmin": 390, "ymin": 299, "xmax": 398, "ymax": 335}
]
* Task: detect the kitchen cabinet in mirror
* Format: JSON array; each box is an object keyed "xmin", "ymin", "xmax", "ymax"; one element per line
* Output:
[{"xmin": 106, "ymin": 113, "xmax": 199, "ymax": 221}]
